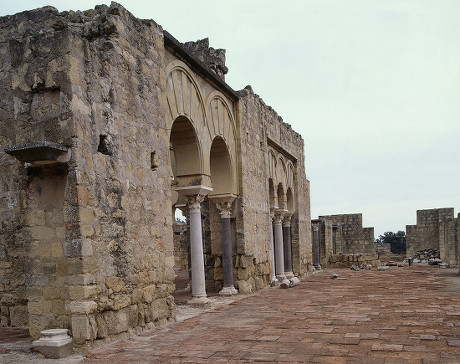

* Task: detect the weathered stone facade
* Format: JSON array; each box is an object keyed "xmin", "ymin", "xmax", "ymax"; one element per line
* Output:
[
  {"xmin": 406, "ymin": 208, "xmax": 458, "ymax": 267},
  {"xmin": 0, "ymin": 3, "xmax": 311, "ymax": 349},
  {"xmin": 311, "ymin": 214, "xmax": 375, "ymax": 268}
]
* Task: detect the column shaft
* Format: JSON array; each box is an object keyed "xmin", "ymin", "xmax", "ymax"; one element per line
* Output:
[
  {"xmin": 313, "ymin": 226, "xmax": 321, "ymax": 269},
  {"xmin": 274, "ymin": 216, "xmax": 285, "ymax": 278},
  {"xmin": 188, "ymin": 198, "xmax": 206, "ymax": 297},
  {"xmin": 283, "ymin": 225, "xmax": 293, "ymax": 274},
  {"xmin": 270, "ymin": 216, "xmax": 276, "ymax": 281},
  {"xmin": 221, "ymin": 217, "xmax": 233, "ymax": 288}
]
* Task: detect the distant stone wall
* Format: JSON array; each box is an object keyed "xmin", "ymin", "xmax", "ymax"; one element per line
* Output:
[
  {"xmin": 173, "ymin": 223, "xmax": 188, "ymax": 270},
  {"xmin": 375, "ymin": 243, "xmax": 391, "ymax": 254},
  {"xmin": 311, "ymin": 219, "xmax": 334, "ymax": 268},
  {"xmin": 317, "ymin": 214, "xmax": 375, "ymax": 255},
  {"xmin": 458, "ymin": 213, "xmax": 460, "ymax": 273},
  {"xmin": 233, "ymin": 85, "xmax": 312, "ymax": 291},
  {"xmin": 406, "ymin": 208, "xmax": 458, "ymax": 266},
  {"xmin": 328, "ymin": 254, "xmax": 381, "ymax": 268}
]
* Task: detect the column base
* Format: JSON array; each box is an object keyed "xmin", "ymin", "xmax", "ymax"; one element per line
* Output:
[
  {"xmin": 289, "ymin": 277, "xmax": 300, "ymax": 287},
  {"xmin": 270, "ymin": 277, "xmax": 278, "ymax": 287},
  {"xmin": 313, "ymin": 265, "xmax": 322, "ymax": 272},
  {"xmin": 32, "ymin": 329, "xmax": 73, "ymax": 359},
  {"xmin": 284, "ymin": 271, "xmax": 295, "ymax": 279},
  {"xmin": 219, "ymin": 286, "xmax": 238, "ymax": 296},
  {"xmin": 187, "ymin": 296, "xmax": 210, "ymax": 307},
  {"xmin": 279, "ymin": 278, "xmax": 291, "ymax": 289}
]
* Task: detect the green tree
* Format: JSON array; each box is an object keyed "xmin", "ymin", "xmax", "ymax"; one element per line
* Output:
[{"xmin": 375, "ymin": 231, "xmax": 406, "ymax": 254}]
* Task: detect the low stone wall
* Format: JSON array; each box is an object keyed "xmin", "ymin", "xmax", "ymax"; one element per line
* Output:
[{"xmin": 328, "ymin": 254, "xmax": 381, "ymax": 268}]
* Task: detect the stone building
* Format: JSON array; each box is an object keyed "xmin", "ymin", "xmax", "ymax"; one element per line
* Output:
[
  {"xmin": 311, "ymin": 213, "xmax": 375, "ymax": 268},
  {"xmin": 406, "ymin": 208, "xmax": 458, "ymax": 267},
  {"xmin": 0, "ymin": 3, "xmax": 311, "ymax": 349}
]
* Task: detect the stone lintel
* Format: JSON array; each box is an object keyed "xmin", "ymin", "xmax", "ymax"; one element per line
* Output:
[
  {"xmin": 208, "ymin": 193, "xmax": 237, "ymax": 204},
  {"xmin": 175, "ymin": 185, "xmax": 213, "ymax": 196},
  {"xmin": 4, "ymin": 141, "xmax": 70, "ymax": 165},
  {"xmin": 276, "ymin": 208, "xmax": 288, "ymax": 216}
]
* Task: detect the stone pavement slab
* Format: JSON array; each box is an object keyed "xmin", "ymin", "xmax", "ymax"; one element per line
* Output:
[{"xmin": 2, "ymin": 265, "xmax": 460, "ymax": 363}]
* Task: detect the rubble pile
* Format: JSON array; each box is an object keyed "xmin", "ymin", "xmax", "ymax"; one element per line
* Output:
[{"xmin": 412, "ymin": 249, "xmax": 442, "ymax": 265}]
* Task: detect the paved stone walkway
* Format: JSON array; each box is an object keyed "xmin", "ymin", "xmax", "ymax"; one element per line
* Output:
[{"xmin": 81, "ymin": 265, "xmax": 460, "ymax": 363}]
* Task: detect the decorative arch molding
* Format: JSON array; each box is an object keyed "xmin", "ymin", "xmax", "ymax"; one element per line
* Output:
[
  {"xmin": 268, "ymin": 149, "xmax": 277, "ymax": 182},
  {"xmin": 267, "ymin": 146, "xmax": 296, "ymax": 212},
  {"xmin": 166, "ymin": 60, "xmax": 238, "ymax": 194},
  {"xmin": 286, "ymin": 161, "xmax": 295, "ymax": 191},
  {"xmin": 206, "ymin": 91, "xmax": 238, "ymax": 195},
  {"xmin": 166, "ymin": 61, "xmax": 209, "ymax": 176},
  {"xmin": 276, "ymin": 157, "xmax": 287, "ymax": 189}
]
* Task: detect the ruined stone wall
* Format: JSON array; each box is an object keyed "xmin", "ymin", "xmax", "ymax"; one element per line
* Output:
[
  {"xmin": 237, "ymin": 86, "xmax": 312, "ymax": 287},
  {"xmin": 65, "ymin": 4, "xmax": 175, "ymax": 346},
  {"xmin": 328, "ymin": 254, "xmax": 381, "ymax": 268},
  {"xmin": 0, "ymin": 6, "xmax": 80, "ymax": 334},
  {"xmin": 375, "ymin": 243, "xmax": 392, "ymax": 254},
  {"xmin": 406, "ymin": 208, "xmax": 458, "ymax": 266},
  {"xmin": 312, "ymin": 219, "xmax": 334, "ymax": 268},
  {"xmin": 0, "ymin": 3, "xmax": 175, "ymax": 346},
  {"xmin": 318, "ymin": 214, "xmax": 375, "ymax": 255},
  {"xmin": 458, "ymin": 213, "xmax": 460, "ymax": 273}
]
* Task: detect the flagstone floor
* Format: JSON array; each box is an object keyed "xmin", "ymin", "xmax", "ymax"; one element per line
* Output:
[
  {"xmin": 82, "ymin": 265, "xmax": 460, "ymax": 363},
  {"xmin": 1, "ymin": 265, "xmax": 459, "ymax": 363}
]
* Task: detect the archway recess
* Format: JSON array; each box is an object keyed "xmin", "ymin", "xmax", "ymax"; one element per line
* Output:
[{"xmin": 209, "ymin": 136, "xmax": 233, "ymax": 196}]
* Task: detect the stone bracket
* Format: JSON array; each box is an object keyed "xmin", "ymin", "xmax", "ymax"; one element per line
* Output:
[{"xmin": 4, "ymin": 141, "xmax": 71, "ymax": 165}]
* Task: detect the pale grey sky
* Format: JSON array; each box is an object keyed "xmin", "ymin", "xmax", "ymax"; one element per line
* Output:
[{"xmin": 2, "ymin": 1, "xmax": 459, "ymax": 237}]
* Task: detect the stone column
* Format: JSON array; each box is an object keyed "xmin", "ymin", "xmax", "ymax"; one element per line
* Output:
[
  {"xmin": 273, "ymin": 213, "xmax": 285, "ymax": 278},
  {"xmin": 176, "ymin": 185, "xmax": 212, "ymax": 305},
  {"xmin": 215, "ymin": 200, "xmax": 237, "ymax": 296},
  {"xmin": 274, "ymin": 211, "xmax": 290, "ymax": 287},
  {"xmin": 186, "ymin": 194, "xmax": 209, "ymax": 304},
  {"xmin": 283, "ymin": 213, "xmax": 294, "ymax": 279},
  {"xmin": 313, "ymin": 224, "xmax": 321, "ymax": 270},
  {"xmin": 269, "ymin": 210, "xmax": 277, "ymax": 283}
]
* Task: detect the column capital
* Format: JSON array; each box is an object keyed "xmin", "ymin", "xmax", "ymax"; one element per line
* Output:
[
  {"xmin": 209, "ymin": 194, "xmax": 236, "ymax": 219},
  {"xmin": 273, "ymin": 213, "xmax": 283, "ymax": 225},
  {"xmin": 312, "ymin": 224, "xmax": 319, "ymax": 232},
  {"xmin": 215, "ymin": 201, "xmax": 233, "ymax": 219},
  {"xmin": 185, "ymin": 194, "xmax": 206, "ymax": 212},
  {"xmin": 283, "ymin": 212, "xmax": 294, "ymax": 227}
]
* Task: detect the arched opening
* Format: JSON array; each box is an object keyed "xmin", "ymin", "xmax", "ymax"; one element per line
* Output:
[
  {"xmin": 209, "ymin": 136, "xmax": 232, "ymax": 195},
  {"xmin": 169, "ymin": 116, "xmax": 201, "ymax": 304},
  {"xmin": 169, "ymin": 116, "xmax": 201, "ymax": 179},
  {"xmin": 286, "ymin": 187, "xmax": 294, "ymax": 213},
  {"xmin": 277, "ymin": 183, "xmax": 286, "ymax": 210},
  {"xmin": 209, "ymin": 136, "xmax": 236, "ymax": 293},
  {"xmin": 268, "ymin": 178, "xmax": 277, "ymax": 209}
]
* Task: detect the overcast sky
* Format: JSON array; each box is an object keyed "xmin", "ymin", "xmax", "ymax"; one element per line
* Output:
[{"xmin": 2, "ymin": 1, "xmax": 459, "ymax": 236}]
